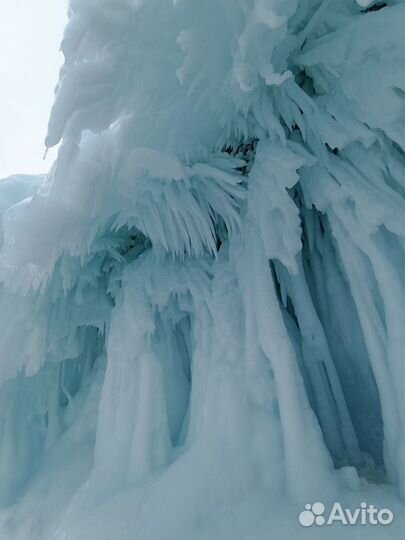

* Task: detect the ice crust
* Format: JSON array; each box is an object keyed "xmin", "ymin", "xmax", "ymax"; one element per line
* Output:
[{"xmin": 0, "ymin": 1, "xmax": 404, "ymax": 539}]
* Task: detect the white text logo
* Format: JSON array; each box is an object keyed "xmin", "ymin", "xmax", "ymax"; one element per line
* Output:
[{"xmin": 298, "ymin": 502, "xmax": 394, "ymax": 527}]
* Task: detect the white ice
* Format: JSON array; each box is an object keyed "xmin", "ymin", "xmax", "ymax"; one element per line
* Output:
[{"xmin": 0, "ymin": 1, "xmax": 404, "ymax": 539}]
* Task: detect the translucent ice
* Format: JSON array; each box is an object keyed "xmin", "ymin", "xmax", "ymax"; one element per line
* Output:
[{"xmin": 0, "ymin": 1, "xmax": 404, "ymax": 539}]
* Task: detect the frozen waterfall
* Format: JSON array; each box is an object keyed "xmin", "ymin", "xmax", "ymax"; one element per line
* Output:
[{"xmin": 0, "ymin": 1, "xmax": 404, "ymax": 539}]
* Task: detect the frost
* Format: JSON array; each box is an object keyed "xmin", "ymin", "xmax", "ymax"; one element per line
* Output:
[
  {"xmin": 0, "ymin": 1, "xmax": 404, "ymax": 539},
  {"xmin": 356, "ymin": 0, "xmax": 374, "ymax": 6}
]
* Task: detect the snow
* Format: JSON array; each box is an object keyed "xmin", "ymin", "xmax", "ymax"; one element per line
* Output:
[{"xmin": 0, "ymin": 1, "xmax": 404, "ymax": 539}]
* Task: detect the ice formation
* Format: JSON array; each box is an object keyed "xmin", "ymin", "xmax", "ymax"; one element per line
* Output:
[{"xmin": 0, "ymin": 1, "xmax": 404, "ymax": 539}]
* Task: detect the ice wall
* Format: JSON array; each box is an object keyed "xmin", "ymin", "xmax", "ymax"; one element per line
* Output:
[{"xmin": 0, "ymin": 1, "xmax": 404, "ymax": 539}]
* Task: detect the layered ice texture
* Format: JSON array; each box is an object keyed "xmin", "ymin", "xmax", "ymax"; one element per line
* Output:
[{"xmin": 0, "ymin": 1, "xmax": 404, "ymax": 539}]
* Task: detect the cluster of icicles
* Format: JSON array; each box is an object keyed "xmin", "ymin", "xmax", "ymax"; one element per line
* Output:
[{"xmin": 0, "ymin": 1, "xmax": 404, "ymax": 538}]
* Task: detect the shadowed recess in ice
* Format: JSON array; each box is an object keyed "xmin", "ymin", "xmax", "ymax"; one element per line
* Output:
[{"xmin": 0, "ymin": 1, "xmax": 404, "ymax": 539}]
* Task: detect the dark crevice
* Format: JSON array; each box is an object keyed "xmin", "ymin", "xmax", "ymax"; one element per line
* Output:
[
  {"xmin": 270, "ymin": 260, "xmax": 300, "ymax": 330},
  {"xmin": 361, "ymin": 2, "xmax": 387, "ymax": 13},
  {"xmin": 298, "ymin": 202, "xmax": 385, "ymax": 472}
]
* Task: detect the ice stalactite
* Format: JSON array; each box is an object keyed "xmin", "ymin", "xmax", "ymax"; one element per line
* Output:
[{"xmin": 0, "ymin": 1, "xmax": 404, "ymax": 539}]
